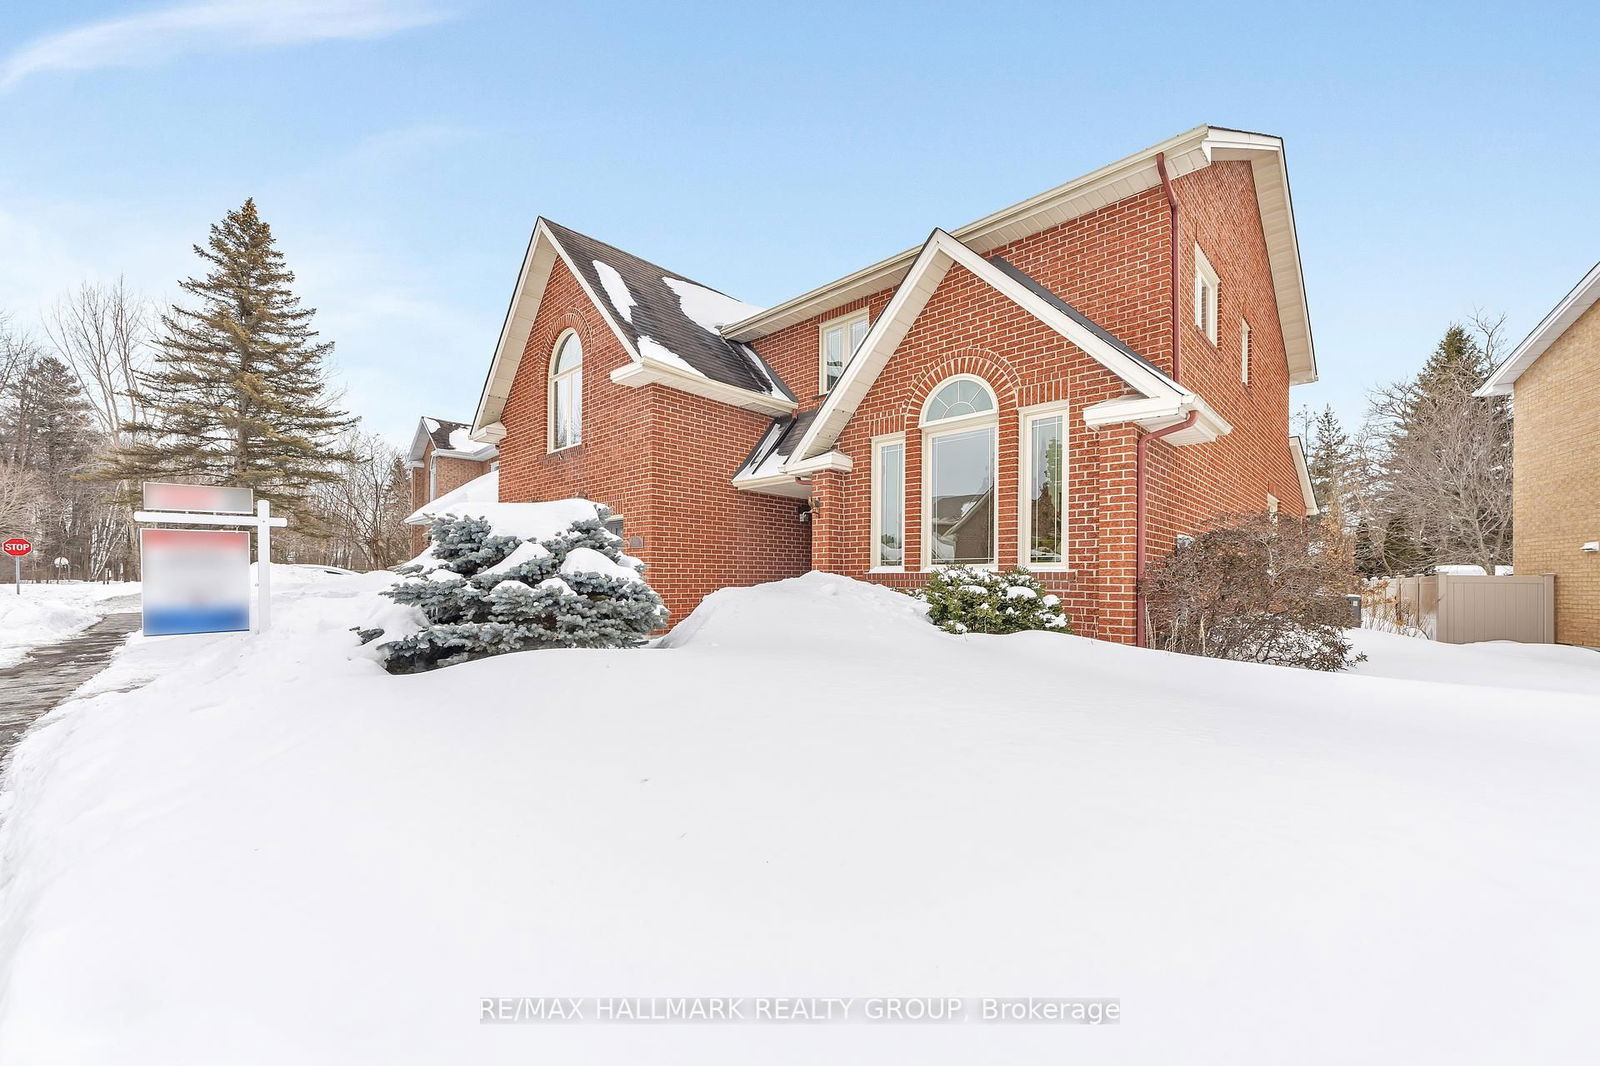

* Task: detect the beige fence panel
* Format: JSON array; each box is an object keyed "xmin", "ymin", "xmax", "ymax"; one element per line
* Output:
[{"xmin": 1390, "ymin": 574, "xmax": 1556, "ymax": 644}]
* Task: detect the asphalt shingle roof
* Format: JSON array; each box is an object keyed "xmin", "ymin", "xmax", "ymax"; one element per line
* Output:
[{"xmin": 545, "ymin": 220, "xmax": 793, "ymax": 401}]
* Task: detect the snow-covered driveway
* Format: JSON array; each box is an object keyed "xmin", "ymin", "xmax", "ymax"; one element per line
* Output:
[{"xmin": 1, "ymin": 569, "xmax": 1598, "ymax": 1064}]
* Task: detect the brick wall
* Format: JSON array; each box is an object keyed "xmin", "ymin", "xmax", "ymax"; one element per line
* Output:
[
  {"xmin": 496, "ymin": 257, "xmax": 810, "ymax": 625},
  {"xmin": 407, "ymin": 442, "xmax": 493, "ymax": 556},
  {"xmin": 1511, "ymin": 298, "xmax": 1600, "ymax": 646},
  {"xmin": 747, "ymin": 163, "xmax": 1302, "ymax": 642}
]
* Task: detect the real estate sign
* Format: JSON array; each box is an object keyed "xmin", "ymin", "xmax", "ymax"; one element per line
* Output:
[{"xmin": 140, "ymin": 528, "xmax": 251, "ymax": 635}]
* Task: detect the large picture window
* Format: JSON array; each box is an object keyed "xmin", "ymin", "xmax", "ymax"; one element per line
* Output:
[
  {"xmin": 1023, "ymin": 410, "xmax": 1066, "ymax": 565},
  {"xmin": 872, "ymin": 437, "xmax": 904, "ymax": 568},
  {"xmin": 549, "ymin": 331, "xmax": 583, "ymax": 450},
  {"xmin": 921, "ymin": 376, "xmax": 997, "ymax": 568}
]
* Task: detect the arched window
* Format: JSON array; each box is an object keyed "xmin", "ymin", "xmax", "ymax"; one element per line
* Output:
[
  {"xmin": 549, "ymin": 331, "xmax": 583, "ymax": 450},
  {"xmin": 920, "ymin": 375, "xmax": 997, "ymax": 567}
]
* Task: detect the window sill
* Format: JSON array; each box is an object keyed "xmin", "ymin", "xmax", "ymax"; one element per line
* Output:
[
  {"xmin": 867, "ymin": 566, "xmax": 905, "ymax": 574},
  {"xmin": 547, "ymin": 442, "xmax": 584, "ymax": 456}
]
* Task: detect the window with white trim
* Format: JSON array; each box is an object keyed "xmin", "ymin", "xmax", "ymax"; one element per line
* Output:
[
  {"xmin": 1194, "ymin": 245, "xmax": 1219, "ymax": 345},
  {"xmin": 1240, "ymin": 318, "xmax": 1252, "ymax": 384},
  {"xmin": 871, "ymin": 436, "xmax": 905, "ymax": 569},
  {"xmin": 819, "ymin": 310, "xmax": 870, "ymax": 394},
  {"xmin": 922, "ymin": 376, "xmax": 998, "ymax": 567},
  {"xmin": 1021, "ymin": 409, "xmax": 1067, "ymax": 566},
  {"xmin": 549, "ymin": 331, "xmax": 583, "ymax": 450},
  {"xmin": 1266, "ymin": 493, "xmax": 1280, "ymax": 520}
]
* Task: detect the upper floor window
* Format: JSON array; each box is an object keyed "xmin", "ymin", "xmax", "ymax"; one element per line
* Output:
[
  {"xmin": 819, "ymin": 310, "xmax": 870, "ymax": 393},
  {"xmin": 1194, "ymin": 245, "xmax": 1219, "ymax": 345},
  {"xmin": 549, "ymin": 331, "xmax": 583, "ymax": 451},
  {"xmin": 922, "ymin": 376, "xmax": 998, "ymax": 568},
  {"xmin": 1240, "ymin": 318, "xmax": 1252, "ymax": 384}
]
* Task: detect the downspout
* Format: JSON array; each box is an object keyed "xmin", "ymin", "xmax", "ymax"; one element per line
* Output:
[
  {"xmin": 1155, "ymin": 151, "xmax": 1181, "ymax": 384},
  {"xmin": 1133, "ymin": 153, "xmax": 1189, "ymax": 648},
  {"xmin": 1134, "ymin": 411, "xmax": 1196, "ymax": 646}
]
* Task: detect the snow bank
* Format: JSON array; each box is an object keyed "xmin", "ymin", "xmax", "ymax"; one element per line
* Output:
[
  {"xmin": 0, "ymin": 582, "xmax": 139, "ymax": 669},
  {"xmin": 3, "ymin": 572, "xmax": 1600, "ymax": 1063},
  {"xmin": 1349, "ymin": 627, "xmax": 1600, "ymax": 694}
]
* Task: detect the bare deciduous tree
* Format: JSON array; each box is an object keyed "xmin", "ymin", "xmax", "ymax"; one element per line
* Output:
[
  {"xmin": 1366, "ymin": 316, "xmax": 1512, "ymax": 576},
  {"xmin": 44, "ymin": 278, "xmax": 151, "ymax": 448}
]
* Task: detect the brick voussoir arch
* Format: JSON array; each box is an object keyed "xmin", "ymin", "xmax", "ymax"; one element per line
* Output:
[{"xmin": 902, "ymin": 348, "xmax": 1022, "ymax": 427}]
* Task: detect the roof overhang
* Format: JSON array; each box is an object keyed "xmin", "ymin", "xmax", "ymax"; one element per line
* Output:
[
  {"xmin": 783, "ymin": 229, "xmax": 1229, "ymax": 464},
  {"xmin": 720, "ymin": 124, "xmax": 1317, "ymax": 386},
  {"xmin": 1288, "ymin": 434, "xmax": 1320, "ymax": 516},
  {"xmin": 1082, "ymin": 394, "xmax": 1233, "ymax": 445},
  {"xmin": 471, "ymin": 220, "xmax": 794, "ymax": 434},
  {"xmin": 1477, "ymin": 261, "xmax": 1600, "ymax": 396}
]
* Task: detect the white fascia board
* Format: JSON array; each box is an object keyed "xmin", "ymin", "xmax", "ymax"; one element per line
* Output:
[
  {"xmin": 789, "ymin": 229, "xmax": 1185, "ymax": 464},
  {"xmin": 610, "ymin": 359, "xmax": 797, "ymax": 417},
  {"xmin": 1289, "ymin": 434, "xmax": 1320, "ymax": 515},
  {"xmin": 780, "ymin": 450, "xmax": 853, "ymax": 476},
  {"xmin": 1203, "ymin": 129, "xmax": 1317, "ymax": 386},
  {"xmin": 1082, "ymin": 393, "xmax": 1232, "ymax": 445},
  {"xmin": 1477, "ymin": 261, "xmax": 1600, "ymax": 396},
  {"xmin": 433, "ymin": 446, "xmax": 498, "ymax": 462},
  {"xmin": 720, "ymin": 126, "xmax": 1215, "ymax": 342},
  {"xmin": 405, "ymin": 419, "xmax": 434, "ymax": 463},
  {"xmin": 472, "ymin": 220, "xmax": 645, "ymax": 434},
  {"xmin": 470, "ymin": 421, "xmax": 506, "ymax": 445},
  {"xmin": 730, "ymin": 473, "xmax": 812, "ymax": 499}
]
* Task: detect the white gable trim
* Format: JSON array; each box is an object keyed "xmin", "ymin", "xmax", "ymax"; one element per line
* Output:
[
  {"xmin": 721, "ymin": 125, "xmax": 1316, "ymax": 387},
  {"xmin": 786, "ymin": 230, "xmax": 1213, "ymax": 464},
  {"xmin": 472, "ymin": 220, "xmax": 793, "ymax": 434},
  {"xmin": 1477, "ymin": 261, "xmax": 1600, "ymax": 397},
  {"xmin": 1288, "ymin": 434, "xmax": 1320, "ymax": 516}
]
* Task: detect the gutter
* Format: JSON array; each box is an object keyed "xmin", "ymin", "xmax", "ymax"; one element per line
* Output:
[{"xmin": 1134, "ymin": 410, "xmax": 1197, "ymax": 647}]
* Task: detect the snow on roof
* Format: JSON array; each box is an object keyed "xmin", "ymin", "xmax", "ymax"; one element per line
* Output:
[
  {"xmin": 734, "ymin": 409, "xmax": 819, "ymax": 482},
  {"xmin": 543, "ymin": 221, "xmax": 793, "ymax": 401},
  {"xmin": 411, "ymin": 415, "xmax": 497, "ymax": 462},
  {"xmin": 593, "ymin": 260, "xmax": 636, "ymax": 323}
]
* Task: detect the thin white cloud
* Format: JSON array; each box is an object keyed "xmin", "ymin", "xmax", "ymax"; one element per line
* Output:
[{"xmin": 0, "ymin": 0, "xmax": 452, "ymax": 92}]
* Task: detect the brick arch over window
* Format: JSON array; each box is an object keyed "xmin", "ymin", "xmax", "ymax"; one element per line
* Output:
[
  {"xmin": 532, "ymin": 309, "xmax": 600, "ymax": 378},
  {"xmin": 902, "ymin": 349, "xmax": 1023, "ymax": 429}
]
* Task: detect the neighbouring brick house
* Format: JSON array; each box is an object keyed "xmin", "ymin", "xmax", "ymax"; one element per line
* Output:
[
  {"xmin": 405, "ymin": 416, "xmax": 498, "ymax": 555},
  {"xmin": 463, "ymin": 124, "xmax": 1320, "ymax": 641},
  {"xmin": 1478, "ymin": 261, "xmax": 1600, "ymax": 647}
]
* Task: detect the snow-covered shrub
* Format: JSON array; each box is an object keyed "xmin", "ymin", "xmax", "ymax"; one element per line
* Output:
[
  {"xmin": 1142, "ymin": 511, "xmax": 1363, "ymax": 671},
  {"xmin": 362, "ymin": 507, "xmax": 668, "ymax": 673},
  {"xmin": 915, "ymin": 566, "xmax": 1073, "ymax": 635}
]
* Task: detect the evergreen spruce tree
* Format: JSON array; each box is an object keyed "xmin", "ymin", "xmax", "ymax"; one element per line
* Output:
[
  {"xmin": 360, "ymin": 506, "xmax": 669, "ymax": 673},
  {"xmin": 103, "ymin": 199, "xmax": 353, "ymax": 527},
  {"xmin": 1305, "ymin": 405, "xmax": 1353, "ymax": 512}
]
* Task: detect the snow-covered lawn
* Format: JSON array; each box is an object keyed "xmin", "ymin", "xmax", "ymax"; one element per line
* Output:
[
  {"xmin": 2, "ymin": 568, "xmax": 1599, "ymax": 1063},
  {"xmin": 0, "ymin": 581, "xmax": 140, "ymax": 669}
]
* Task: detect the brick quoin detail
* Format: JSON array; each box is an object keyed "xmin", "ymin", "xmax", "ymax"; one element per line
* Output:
[{"xmin": 491, "ymin": 159, "xmax": 1308, "ymax": 640}]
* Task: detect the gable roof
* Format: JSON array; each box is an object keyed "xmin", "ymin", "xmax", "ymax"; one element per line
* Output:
[
  {"xmin": 542, "ymin": 221, "xmax": 793, "ymax": 400},
  {"xmin": 784, "ymin": 229, "xmax": 1230, "ymax": 467},
  {"xmin": 408, "ymin": 416, "xmax": 497, "ymax": 463},
  {"xmin": 1477, "ymin": 260, "xmax": 1600, "ymax": 397},
  {"xmin": 720, "ymin": 125, "xmax": 1317, "ymax": 386},
  {"xmin": 472, "ymin": 219, "xmax": 796, "ymax": 437}
]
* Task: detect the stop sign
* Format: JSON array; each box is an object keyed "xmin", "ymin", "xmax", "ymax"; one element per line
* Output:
[{"xmin": 3, "ymin": 537, "xmax": 31, "ymax": 557}]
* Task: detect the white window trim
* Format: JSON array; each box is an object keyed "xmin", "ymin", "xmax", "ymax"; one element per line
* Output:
[
  {"xmin": 548, "ymin": 329, "xmax": 583, "ymax": 453},
  {"xmin": 869, "ymin": 432, "xmax": 906, "ymax": 572},
  {"xmin": 1267, "ymin": 492, "xmax": 1280, "ymax": 520},
  {"xmin": 818, "ymin": 309, "xmax": 870, "ymax": 395},
  {"xmin": 1240, "ymin": 318, "xmax": 1252, "ymax": 385},
  {"xmin": 427, "ymin": 454, "xmax": 437, "ymax": 500},
  {"xmin": 919, "ymin": 378, "xmax": 1001, "ymax": 571},
  {"xmin": 1194, "ymin": 244, "xmax": 1219, "ymax": 346},
  {"xmin": 1019, "ymin": 402, "xmax": 1071, "ymax": 571}
]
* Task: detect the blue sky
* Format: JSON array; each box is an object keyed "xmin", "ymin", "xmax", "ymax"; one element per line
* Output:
[{"xmin": 2, "ymin": 0, "xmax": 1597, "ymax": 447}]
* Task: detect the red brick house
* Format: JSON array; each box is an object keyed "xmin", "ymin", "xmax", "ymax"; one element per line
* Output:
[
  {"xmin": 464, "ymin": 124, "xmax": 1319, "ymax": 642},
  {"xmin": 404, "ymin": 416, "xmax": 498, "ymax": 555}
]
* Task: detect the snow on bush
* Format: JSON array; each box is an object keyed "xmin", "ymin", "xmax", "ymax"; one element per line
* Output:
[
  {"xmin": 914, "ymin": 566, "xmax": 1072, "ymax": 635},
  {"xmin": 360, "ymin": 503, "xmax": 667, "ymax": 673},
  {"xmin": 1143, "ymin": 511, "xmax": 1363, "ymax": 671}
]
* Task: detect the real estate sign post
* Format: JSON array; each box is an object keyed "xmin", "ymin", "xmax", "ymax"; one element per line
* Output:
[
  {"xmin": 3, "ymin": 537, "xmax": 30, "ymax": 594},
  {"xmin": 134, "ymin": 484, "xmax": 288, "ymax": 634}
]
